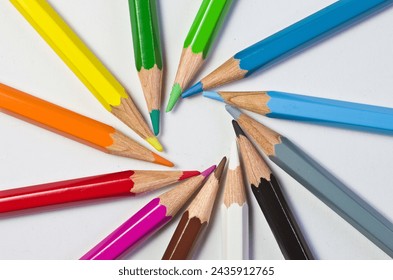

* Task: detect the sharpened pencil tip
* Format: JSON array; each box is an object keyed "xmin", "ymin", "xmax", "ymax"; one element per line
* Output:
[
  {"xmin": 225, "ymin": 105, "xmax": 242, "ymax": 120},
  {"xmin": 182, "ymin": 82, "xmax": 203, "ymax": 98},
  {"xmin": 201, "ymin": 165, "xmax": 216, "ymax": 178},
  {"xmin": 152, "ymin": 153, "xmax": 174, "ymax": 167},
  {"xmin": 146, "ymin": 137, "xmax": 164, "ymax": 152},
  {"xmin": 166, "ymin": 84, "xmax": 182, "ymax": 112},
  {"xmin": 214, "ymin": 157, "xmax": 227, "ymax": 179},
  {"xmin": 179, "ymin": 171, "xmax": 201, "ymax": 181},
  {"xmin": 232, "ymin": 120, "xmax": 246, "ymax": 137},
  {"xmin": 202, "ymin": 91, "xmax": 224, "ymax": 102},
  {"xmin": 150, "ymin": 110, "xmax": 160, "ymax": 136}
]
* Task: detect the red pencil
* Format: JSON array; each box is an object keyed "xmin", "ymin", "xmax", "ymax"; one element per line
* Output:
[{"xmin": 0, "ymin": 170, "xmax": 200, "ymax": 213}]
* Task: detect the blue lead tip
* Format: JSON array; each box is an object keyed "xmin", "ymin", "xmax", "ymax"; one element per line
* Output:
[
  {"xmin": 181, "ymin": 82, "xmax": 203, "ymax": 98},
  {"xmin": 202, "ymin": 91, "xmax": 225, "ymax": 102},
  {"xmin": 225, "ymin": 105, "xmax": 242, "ymax": 120}
]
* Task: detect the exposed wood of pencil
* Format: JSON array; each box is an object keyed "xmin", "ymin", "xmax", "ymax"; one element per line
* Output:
[
  {"xmin": 162, "ymin": 157, "xmax": 226, "ymax": 259},
  {"xmin": 158, "ymin": 173, "xmax": 207, "ymax": 217},
  {"xmin": 138, "ymin": 65, "xmax": 162, "ymax": 112},
  {"xmin": 200, "ymin": 57, "xmax": 247, "ymax": 90},
  {"xmin": 187, "ymin": 157, "xmax": 226, "ymax": 223},
  {"xmin": 234, "ymin": 121, "xmax": 313, "ymax": 260},
  {"xmin": 130, "ymin": 170, "xmax": 199, "ymax": 194},
  {"xmin": 218, "ymin": 91, "xmax": 271, "ymax": 115},
  {"xmin": 223, "ymin": 142, "xmax": 247, "ymax": 207},
  {"xmin": 111, "ymin": 96, "xmax": 162, "ymax": 151},
  {"xmin": 174, "ymin": 47, "xmax": 204, "ymax": 91},
  {"xmin": 236, "ymin": 114, "xmax": 281, "ymax": 156},
  {"xmin": 105, "ymin": 131, "xmax": 170, "ymax": 166}
]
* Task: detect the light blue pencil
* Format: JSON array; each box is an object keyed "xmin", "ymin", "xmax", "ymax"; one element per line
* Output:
[
  {"xmin": 226, "ymin": 105, "xmax": 393, "ymax": 258},
  {"xmin": 203, "ymin": 90, "xmax": 393, "ymax": 135},
  {"xmin": 183, "ymin": 0, "xmax": 393, "ymax": 97}
]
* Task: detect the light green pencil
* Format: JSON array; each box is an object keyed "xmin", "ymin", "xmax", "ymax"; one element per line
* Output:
[
  {"xmin": 128, "ymin": 0, "xmax": 163, "ymax": 135},
  {"xmin": 166, "ymin": 0, "xmax": 234, "ymax": 112}
]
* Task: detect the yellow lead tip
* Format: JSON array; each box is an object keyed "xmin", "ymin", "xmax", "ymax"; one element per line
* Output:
[{"xmin": 146, "ymin": 137, "xmax": 163, "ymax": 152}]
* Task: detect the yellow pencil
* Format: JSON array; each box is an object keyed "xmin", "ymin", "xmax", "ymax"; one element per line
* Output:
[{"xmin": 10, "ymin": 0, "xmax": 163, "ymax": 152}]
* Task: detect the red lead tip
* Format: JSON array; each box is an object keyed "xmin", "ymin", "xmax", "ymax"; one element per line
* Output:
[{"xmin": 179, "ymin": 171, "xmax": 201, "ymax": 181}]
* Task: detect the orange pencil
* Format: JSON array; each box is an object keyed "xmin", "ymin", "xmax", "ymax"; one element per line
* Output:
[{"xmin": 0, "ymin": 83, "xmax": 173, "ymax": 167}]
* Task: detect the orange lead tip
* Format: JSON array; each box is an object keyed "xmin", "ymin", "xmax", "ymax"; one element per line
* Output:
[{"xmin": 153, "ymin": 153, "xmax": 174, "ymax": 167}]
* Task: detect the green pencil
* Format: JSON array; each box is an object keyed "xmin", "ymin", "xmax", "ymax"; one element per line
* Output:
[
  {"xmin": 128, "ymin": 0, "xmax": 163, "ymax": 135},
  {"xmin": 166, "ymin": 0, "xmax": 233, "ymax": 112}
]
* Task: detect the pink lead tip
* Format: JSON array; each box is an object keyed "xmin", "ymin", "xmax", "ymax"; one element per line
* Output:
[{"xmin": 201, "ymin": 165, "xmax": 216, "ymax": 178}]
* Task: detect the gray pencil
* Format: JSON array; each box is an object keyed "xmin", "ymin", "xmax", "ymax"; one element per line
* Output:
[{"xmin": 226, "ymin": 105, "xmax": 393, "ymax": 258}]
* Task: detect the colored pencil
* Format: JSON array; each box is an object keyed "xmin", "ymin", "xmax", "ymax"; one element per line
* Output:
[
  {"xmin": 162, "ymin": 157, "xmax": 226, "ymax": 260},
  {"xmin": 204, "ymin": 90, "xmax": 393, "ymax": 134},
  {"xmin": 182, "ymin": 0, "xmax": 393, "ymax": 97},
  {"xmin": 0, "ymin": 83, "xmax": 172, "ymax": 166},
  {"xmin": 128, "ymin": 0, "xmax": 163, "ymax": 135},
  {"xmin": 221, "ymin": 141, "xmax": 248, "ymax": 260},
  {"xmin": 0, "ymin": 170, "xmax": 200, "ymax": 213},
  {"xmin": 233, "ymin": 120, "xmax": 313, "ymax": 260},
  {"xmin": 227, "ymin": 106, "xmax": 393, "ymax": 257},
  {"xmin": 10, "ymin": 0, "xmax": 162, "ymax": 152},
  {"xmin": 80, "ymin": 165, "xmax": 216, "ymax": 260},
  {"xmin": 166, "ymin": 0, "xmax": 233, "ymax": 112}
]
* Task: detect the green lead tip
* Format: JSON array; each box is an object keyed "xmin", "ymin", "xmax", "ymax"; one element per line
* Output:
[
  {"xmin": 166, "ymin": 84, "xmax": 182, "ymax": 112},
  {"xmin": 150, "ymin": 110, "xmax": 160, "ymax": 136}
]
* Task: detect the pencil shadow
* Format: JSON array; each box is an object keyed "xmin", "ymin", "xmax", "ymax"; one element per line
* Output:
[{"xmin": 244, "ymin": 190, "xmax": 255, "ymax": 260}]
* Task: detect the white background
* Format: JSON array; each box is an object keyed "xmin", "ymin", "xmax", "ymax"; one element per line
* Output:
[{"xmin": 1, "ymin": 0, "xmax": 393, "ymax": 260}]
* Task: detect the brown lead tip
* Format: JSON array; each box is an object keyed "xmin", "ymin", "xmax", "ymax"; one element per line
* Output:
[{"xmin": 214, "ymin": 156, "xmax": 227, "ymax": 179}]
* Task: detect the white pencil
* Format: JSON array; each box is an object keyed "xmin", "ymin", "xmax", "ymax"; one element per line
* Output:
[{"xmin": 221, "ymin": 140, "xmax": 249, "ymax": 259}]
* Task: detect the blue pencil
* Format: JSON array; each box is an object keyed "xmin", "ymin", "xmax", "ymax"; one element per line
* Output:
[
  {"xmin": 183, "ymin": 0, "xmax": 393, "ymax": 97},
  {"xmin": 226, "ymin": 106, "xmax": 393, "ymax": 258},
  {"xmin": 203, "ymin": 90, "xmax": 393, "ymax": 135}
]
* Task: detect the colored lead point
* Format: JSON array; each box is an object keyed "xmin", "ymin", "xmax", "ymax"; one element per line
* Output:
[
  {"xmin": 166, "ymin": 84, "xmax": 182, "ymax": 112},
  {"xmin": 202, "ymin": 91, "xmax": 225, "ymax": 102},
  {"xmin": 150, "ymin": 109, "xmax": 160, "ymax": 136},
  {"xmin": 181, "ymin": 81, "xmax": 203, "ymax": 98}
]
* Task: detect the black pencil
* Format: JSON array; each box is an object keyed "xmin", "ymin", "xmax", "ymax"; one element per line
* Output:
[{"xmin": 233, "ymin": 120, "xmax": 313, "ymax": 260}]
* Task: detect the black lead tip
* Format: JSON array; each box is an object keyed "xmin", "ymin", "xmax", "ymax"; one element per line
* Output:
[{"xmin": 232, "ymin": 120, "xmax": 246, "ymax": 137}]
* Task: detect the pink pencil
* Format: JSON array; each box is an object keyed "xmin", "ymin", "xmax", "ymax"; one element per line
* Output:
[{"xmin": 80, "ymin": 165, "xmax": 216, "ymax": 260}]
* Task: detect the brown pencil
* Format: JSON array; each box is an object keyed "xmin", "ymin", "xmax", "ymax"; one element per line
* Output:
[
  {"xmin": 80, "ymin": 165, "xmax": 216, "ymax": 260},
  {"xmin": 162, "ymin": 157, "xmax": 227, "ymax": 259}
]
